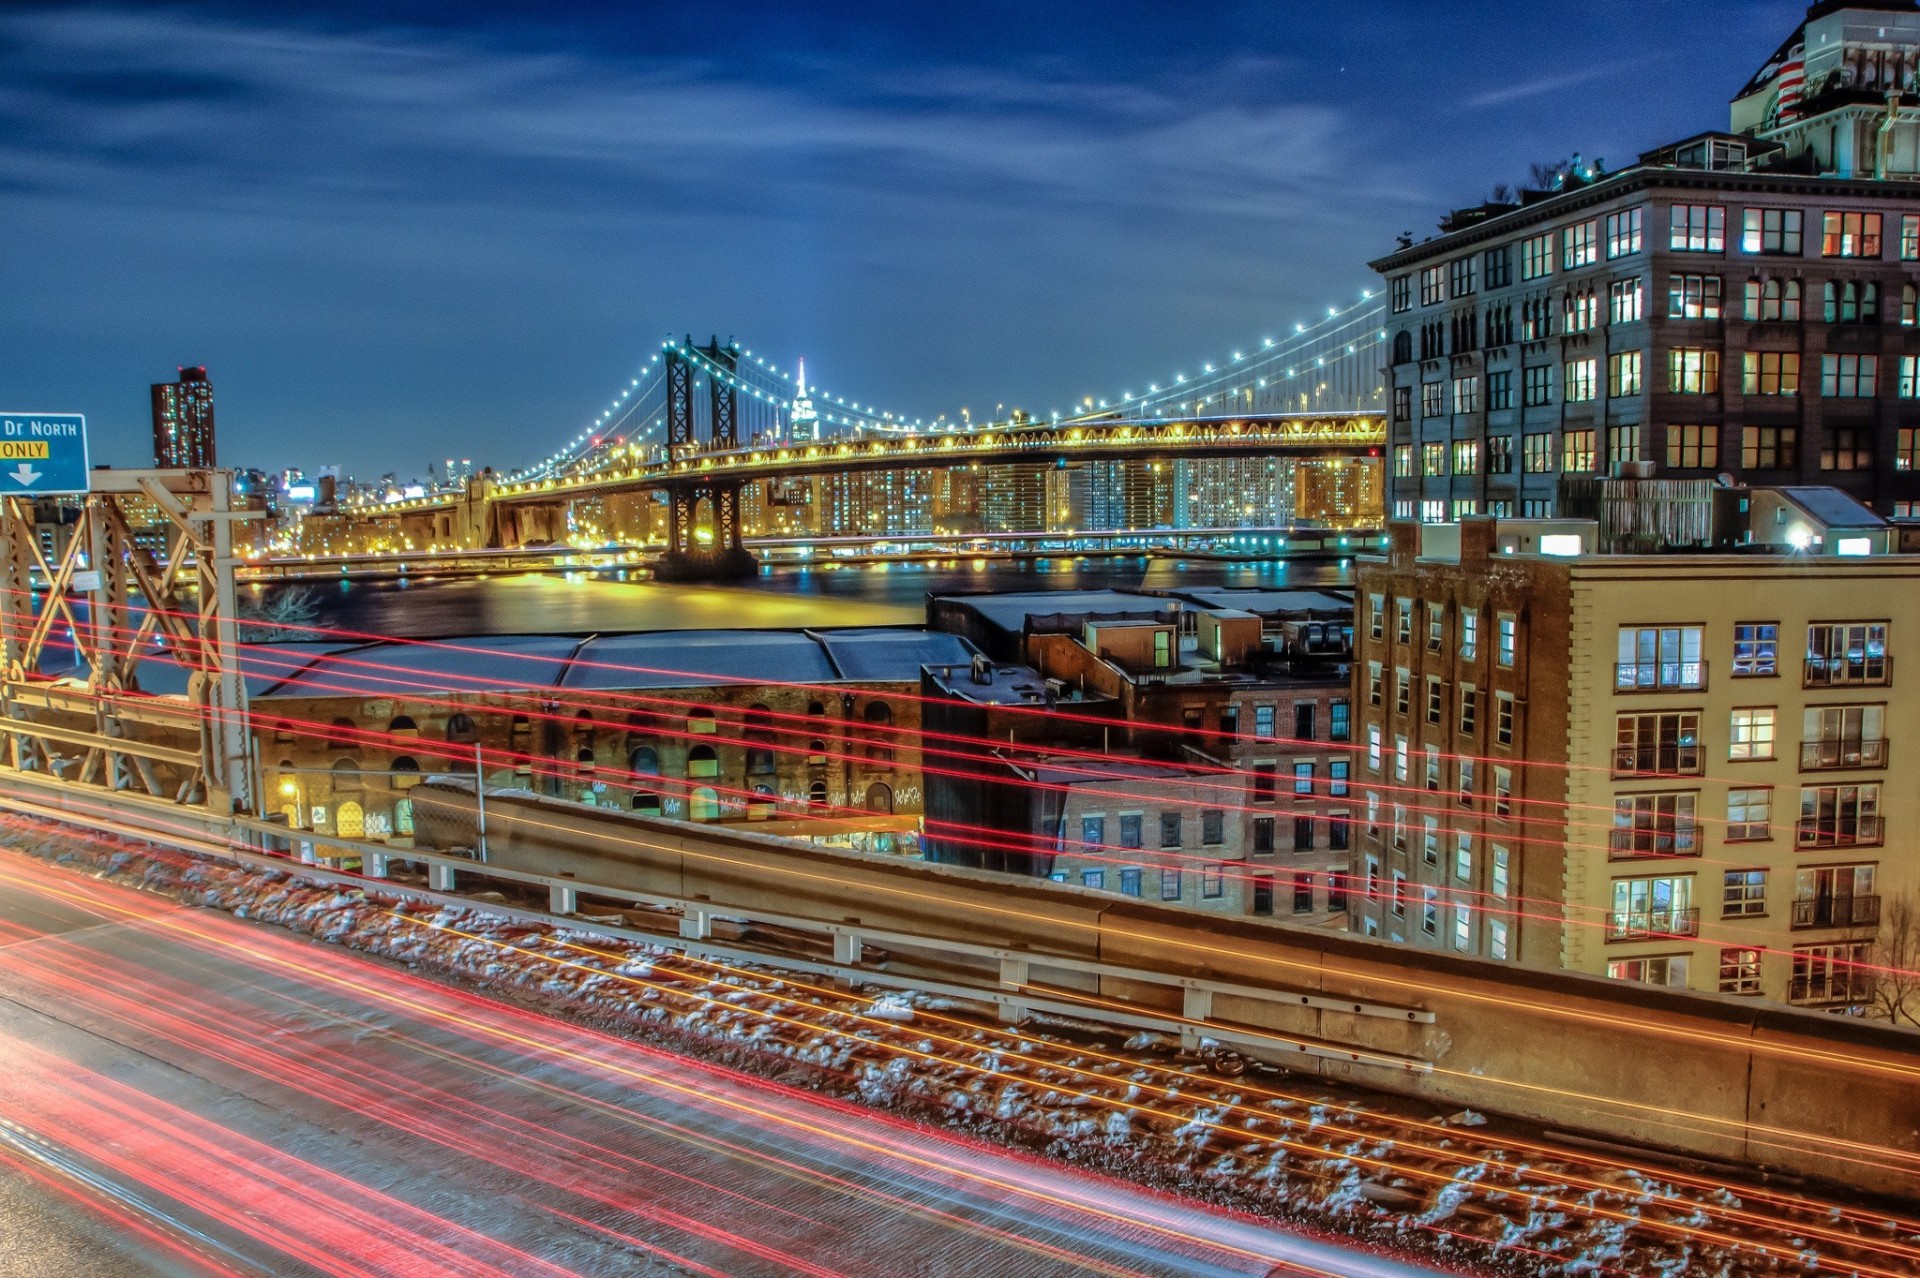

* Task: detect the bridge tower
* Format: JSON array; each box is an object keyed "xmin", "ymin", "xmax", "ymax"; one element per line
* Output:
[{"xmin": 656, "ymin": 336, "xmax": 760, "ymax": 582}]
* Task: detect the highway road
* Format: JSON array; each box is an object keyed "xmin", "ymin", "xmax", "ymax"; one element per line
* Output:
[{"xmin": 0, "ymin": 850, "xmax": 1443, "ymax": 1278}]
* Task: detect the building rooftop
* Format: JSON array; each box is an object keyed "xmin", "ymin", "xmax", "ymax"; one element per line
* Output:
[
  {"xmin": 1165, "ymin": 587, "xmax": 1353, "ymax": 618},
  {"xmin": 1775, "ymin": 486, "xmax": 1889, "ymax": 530},
  {"xmin": 812, "ymin": 628, "xmax": 976, "ymax": 681},
  {"xmin": 39, "ymin": 639, "xmax": 358, "ymax": 699},
  {"xmin": 936, "ymin": 590, "xmax": 1174, "ymax": 634},
  {"xmin": 924, "ymin": 660, "xmax": 1080, "ymax": 707},
  {"xmin": 52, "ymin": 626, "xmax": 992, "ymax": 701}
]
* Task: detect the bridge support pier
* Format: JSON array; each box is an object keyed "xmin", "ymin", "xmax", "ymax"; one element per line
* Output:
[{"xmin": 654, "ymin": 337, "xmax": 760, "ymax": 582}]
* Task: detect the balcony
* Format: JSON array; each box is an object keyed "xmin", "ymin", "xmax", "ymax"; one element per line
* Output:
[
  {"xmin": 1614, "ymin": 660, "xmax": 1706, "ymax": 693},
  {"xmin": 1611, "ymin": 745, "xmax": 1702, "ymax": 777},
  {"xmin": 1790, "ymin": 894, "xmax": 1882, "ymax": 930},
  {"xmin": 1795, "ymin": 815, "xmax": 1883, "ymax": 849},
  {"xmin": 1803, "ymin": 654, "xmax": 1890, "ymax": 688},
  {"xmin": 1788, "ymin": 974, "xmax": 1876, "ymax": 1006},
  {"xmin": 1799, "ymin": 737, "xmax": 1889, "ymax": 771},
  {"xmin": 1607, "ymin": 907, "xmax": 1701, "ymax": 941},
  {"xmin": 1609, "ymin": 828, "xmax": 1699, "ymax": 858}
]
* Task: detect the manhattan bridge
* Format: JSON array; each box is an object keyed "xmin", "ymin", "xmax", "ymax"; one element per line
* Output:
[{"xmin": 329, "ymin": 292, "xmax": 1389, "ymax": 579}]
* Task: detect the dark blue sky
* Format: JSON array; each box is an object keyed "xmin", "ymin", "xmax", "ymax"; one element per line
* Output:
[{"xmin": 0, "ymin": 1, "xmax": 1804, "ymax": 475}]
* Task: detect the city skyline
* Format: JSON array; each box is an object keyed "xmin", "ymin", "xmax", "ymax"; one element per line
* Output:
[{"xmin": 1, "ymin": 0, "xmax": 1807, "ymax": 474}]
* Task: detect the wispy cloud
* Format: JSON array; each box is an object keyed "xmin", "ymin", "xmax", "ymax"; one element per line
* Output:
[
  {"xmin": 0, "ymin": 9, "xmax": 1391, "ymax": 226},
  {"xmin": 0, "ymin": 6, "xmax": 1414, "ymax": 470},
  {"xmin": 1466, "ymin": 57, "xmax": 1658, "ymax": 109}
]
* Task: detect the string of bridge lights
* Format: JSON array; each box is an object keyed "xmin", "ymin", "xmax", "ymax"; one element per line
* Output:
[
  {"xmin": 516, "ymin": 285, "xmax": 1389, "ymax": 480},
  {"xmin": 1107, "ymin": 292, "xmax": 1386, "ymax": 422},
  {"xmin": 532, "ymin": 319, "xmax": 1390, "ymax": 486},
  {"xmin": 667, "ymin": 300, "xmax": 1388, "ymax": 441},
  {"xmin": 508, "ymin": 357, "xmax": 673, "ymax": 482}
]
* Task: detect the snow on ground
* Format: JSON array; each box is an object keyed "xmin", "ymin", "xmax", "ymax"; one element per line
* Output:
[{"xmin": 9, "ymin": 821, "xmax": 1915, "ymax": 1278}]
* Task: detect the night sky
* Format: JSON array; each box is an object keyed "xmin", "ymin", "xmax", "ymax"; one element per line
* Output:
[{"xmin": 0, "ymin": 1, "xmax": 1806, "ymax": 476}]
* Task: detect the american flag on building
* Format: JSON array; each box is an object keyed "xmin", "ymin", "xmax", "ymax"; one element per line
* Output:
[{"xmin": 1777, "ymin": 41, "xmax": 1806, "ymax": 123}]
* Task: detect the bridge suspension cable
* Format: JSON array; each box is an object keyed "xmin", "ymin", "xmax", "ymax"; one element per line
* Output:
[{"xmin": 512, "ymin": 282, "xmax": 1391, "ymax": 483}]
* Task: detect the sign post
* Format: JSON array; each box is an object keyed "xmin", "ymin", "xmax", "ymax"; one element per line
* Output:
[{"xmin": 0, "ymin": 413, "xmax": 90, "ymax": 495}]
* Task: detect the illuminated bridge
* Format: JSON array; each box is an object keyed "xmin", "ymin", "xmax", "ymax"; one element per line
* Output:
[
  {"xmin": 321, "ymin": 296, "xmax": 1389, "ymax": 577},
  {"xmin": 348, "ymin": 410, "xmax": 1385, "ymax": 575}
]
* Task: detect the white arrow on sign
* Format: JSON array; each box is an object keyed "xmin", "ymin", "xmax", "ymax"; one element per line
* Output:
[{"xmin": 9, "ymin": 464, "xmax": 40, "ymax": 486}]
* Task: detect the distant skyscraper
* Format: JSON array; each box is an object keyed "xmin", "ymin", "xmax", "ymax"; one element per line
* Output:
[
  {"xmin": 980, "ymin": 464, "xmax": 1047, "ymax": 533},
  {"xmin": 789, "ymin": 359, "xmax": 818, "ymax": 442},
  {"xmin": 151, "ymin": 366, "xmax": 217, "ymax": 469}
]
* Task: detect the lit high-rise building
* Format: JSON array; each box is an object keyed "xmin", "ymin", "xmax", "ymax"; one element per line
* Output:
[
  {"xmin": 151, "ymin": 365, "xmax": 216, "ymax": 469},
  {"xmin": 1295, "ymin": 458, "xmax": 1384, "ymax": 526},
  {"xmin": 980, "ymin": 464, "xmax": 1048, "ymax": 533},
  {"xmin": 789, "ymin": 359, "xmax": 819, "ymax": 442},
  {"xmin": 1085, "ymin": 460, "xmax": 1176, "ymax": 531}
]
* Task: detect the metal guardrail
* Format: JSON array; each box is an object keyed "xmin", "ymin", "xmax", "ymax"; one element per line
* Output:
[
  {"xmin": 6, "ymin": 769, "xmax": 1920, "ymax": 1202},
  {"xmin": 1791, "ymin": 894, "xmax": 1882, "ymax": 930},
  {"xmin": 1799, "ymin": 738, "xmax": 1889, "ymax": 771},
  {"xmin": 0, "ymin": 769, "xmax": 1433, "ymax": 1076}
]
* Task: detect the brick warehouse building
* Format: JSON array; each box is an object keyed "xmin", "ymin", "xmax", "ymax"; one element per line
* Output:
[{"xmin": 1372, "ymin": 2, "xmax": 1920, "ymax": 523}]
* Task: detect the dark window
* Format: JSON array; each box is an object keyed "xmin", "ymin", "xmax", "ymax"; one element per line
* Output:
[
  {"xmin": 1120, "ymin": 814, "xmax": 1143, "ymax": 848},
  {"xmin": 1252, "ymin": 817, "xmax": 1275, "ymax": 854},
  {"xmin": 1484, "ymin": 245, "xmax": 1513, "ymax": 289},
  {"xmin": 1294, "ymin": 702, "xmax": 1316, "ymax": 740},
  {"xmin": 1252, "ymin": 764, "xmax": 1277, "ymax": 804},
  {"xmin": 1487, "ymin": 370, "xmax": 1513, "ymax": 411},
  {"xmin": 1294, "ymin": 816, "xmax": 1315, "ymax": 850}
]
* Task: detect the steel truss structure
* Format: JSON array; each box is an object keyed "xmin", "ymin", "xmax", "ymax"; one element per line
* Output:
[{"xmin": 0, "ymin": 469, "xmax": 255, "ymax": 813}]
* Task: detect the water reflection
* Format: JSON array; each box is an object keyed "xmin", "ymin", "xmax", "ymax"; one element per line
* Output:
[{"xmin": 301, "ymin": 557, "xmax": 1353, "ymax": 638}]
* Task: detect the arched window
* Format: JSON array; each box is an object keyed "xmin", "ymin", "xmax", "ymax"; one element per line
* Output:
[
  {"xmin": 326, "ymin": 717, "xmax": 358, "ymax": 749},
  {"xmin": 687, "ymin": 708, "xmax": 717, "ymax": 735},
  {"xmin": 629, "ymin": 745, "xmax": 660, "ymax": 776},
  {"xmin": 446, "ymin": 713, "xmax": 477, "ymax": 743},
  {"xmin": 744, "ymin": 703, "xmax": 777, "ymax": 775},
  {"xmin": 748, "ymin": 783, "xmax": 777, "ymax": 820},
  {"xmin": 688, "ymin": 744, "xmax": 718, "ymax": 779},
  {"xmin": 275, "ymin": 758, "xmax": 302, "ymax": 829},
  {"xmin": 331, "ymin": 757, "xmax": 359, "ymax": 786},
  {"xmin": 335, "ymin": 800, "xmax": 365, "ymax": 839},
  {"xmin": 689, "ymin": 787, "xmax": 721, "ymax": 822},
  {"xmin": 808, "ymin": 780, "xmax": 828, "ymax": 806},
  {"xmin": 863, "ymin": 701, "xmax": 895, "ymax": 763},
  {"xmin": 1391, "ymin": 331, "xmax": 1412, "ymax": 365},
  {"xmin": 390, "ymin": 756, "xmax": 421, "ymax": 790},
  {"xmin": 808, "ymin": 738, "xmax": 828, "ymax": 766},
  {"xmin": 865, "ymin": 781, "xmax": 894, "ymax": 814},
  {"xmin": 394, "ymin": 798, "xmax": 414, "ymax": 836},
  {"xmin": 631, "ymin": 790, "xmax": 662, "ymax": 815},
  {"xmin": 509, "ymin": 716, "xmax": 532, "ymax": 778},
  {"xmin": 387, "ymin": 715, "xmax": 418, "ymax": 738},
  {"xmin": 576, "ymin": 746, "xmax": 596, "ymax": 771}
]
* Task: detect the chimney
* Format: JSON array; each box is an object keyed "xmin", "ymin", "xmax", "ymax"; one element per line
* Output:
[
  {"xmin": 1387, "ymin": 520, "xmax": 1421, "ymax": 568},
  {"xmin": 1457, "ymin": 515, "xmax": 1498, "ymax": 564},
  {"xmin": 970, "ymin": 653, "xmax": 993, "ymax": 686}
]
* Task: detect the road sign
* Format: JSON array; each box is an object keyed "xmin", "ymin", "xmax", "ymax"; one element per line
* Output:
[{"xmin": 0, "ymin": 413, "xmax": 89, "ymax": 495}]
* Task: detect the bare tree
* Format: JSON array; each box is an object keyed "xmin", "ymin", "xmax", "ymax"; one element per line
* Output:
[
  {"xmin": 237, "ymin": 586, "xmax": 322, "ymax": 643},
  {"xmin": 1489, "ymin": 182, "xmax": 1518, "ymax": 204},
  {"xmin": 1869, "ymin": 892, "xmax": 1920, "ymax": 1027},
  {"xmin": 1528, "ymin": 160, "xmax": 1567, "ymax": 190}
]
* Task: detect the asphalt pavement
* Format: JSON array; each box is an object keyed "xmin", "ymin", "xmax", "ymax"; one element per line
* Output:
[{"xmin": 0, "ymin": 849, "xmax": 1443, "ymax": 1278}]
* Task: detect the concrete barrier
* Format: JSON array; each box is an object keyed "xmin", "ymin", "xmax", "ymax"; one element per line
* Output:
[{"xmin": 408, "ymin": 783, "xmax": 1920, "ymax": 1197}]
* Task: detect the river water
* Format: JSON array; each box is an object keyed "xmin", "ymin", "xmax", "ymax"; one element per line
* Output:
[{"xmin": 294, "ymin": 557, "xmax": 1353, "ymax": 638}]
